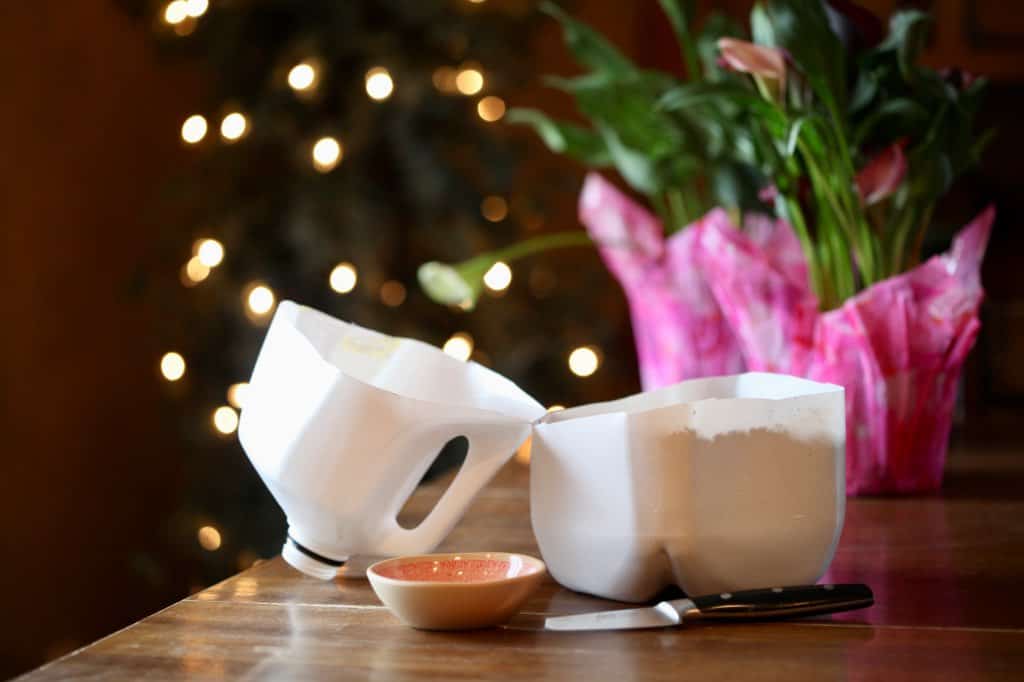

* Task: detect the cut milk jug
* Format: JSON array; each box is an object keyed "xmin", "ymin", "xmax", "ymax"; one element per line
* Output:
[
  {"xmin": 238, "ymin": 302, "xmax": 545, "ymax": 579},
  {"xmin": 530, "ymin": 373, "xmax": 846, "ymax": 602}
]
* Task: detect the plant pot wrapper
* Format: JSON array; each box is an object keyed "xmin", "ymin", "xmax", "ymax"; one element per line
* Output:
[
  {"xmin": 693, "ymin": 206, "xmax": 995, "ymax": 495},
  {"xmin": 578, "ymin": 173, "xmax": 746, "ymax": 388}
]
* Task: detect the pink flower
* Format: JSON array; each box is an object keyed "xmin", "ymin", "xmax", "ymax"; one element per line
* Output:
[
  {"xmin": 717, "ymin": 38, "xmax": 786, "ymax": 92},
  {"xmin": 855, "ymin": 141, "xmax": 907, "ymax": 205}
]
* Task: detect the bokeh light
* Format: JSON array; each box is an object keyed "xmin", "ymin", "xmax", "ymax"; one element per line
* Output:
[
  {"xmin": 380, "ymin": 280, "xmax": 406, "ymax": 307},
  {"xmin": 213, "ymin": 406, "xmax": 239, "ymax": 435},
  {"xmin": 184, "ymin": 0, "xmax": 208, "ymax": 18},
  {"xmin": 477, "ymin": 96, "xmax": 506, "ymax": 122},
  {"xmin": 195, "ymin": 238, "xmax": 224, "ymax": 267},
  {"xmin": 568, "ymin": 346, "xmax": 601, "ymax": 377},
  {"xmin": 483, "ymin": 261, "xmax": 512, "ymax": 292},
  {"xmin": 160, "ymin": 352, "xmax": 186, "ymax": 381},
  {"xmin": 481, "ymin": 195, "xmax": 508, "ymax": 222},
  {"xmin": 181, "ymin": 114, "xmax": 207, "ymax": 144},
  {"xmin": 163, "ymin": 1, "xmax": 189, "ymax": 25},
  {"xmin": 365, "ymin": 67, "xmax": 394, "ymax": 101},
  {"xmin": 287, "ymin": 62, "xmax": 317, "ymax": 91},
  {"xmin": 329, "ymin": 262, "xmax": 358, "ymax": 294},
  {"xmin": 312, "ymin": 136, "xmax": 342, "ymax": 172},
  {"xmin": 443, "ymin": 332, "xmax": 474, "ymax": 362},
  {"xmin": 220, "ymin": 112, "xmax": 248, "ymax": 141},
  {"xmin": 183, "ymin": 257, "xmax": 210, "ymax": 285},
  {"xmin": 227, "ymin": 382, "xmax": 249, "ymax": 410},
  {"xmin": 455, "ymin": 67, "xmax": 484, "ymax": 95},
  {"xmin": 246, "ymin": 284, "xmax": 275, "ymax": 316},
  {"xmin": 197, "ymin": 525, "xmax": 222, "ymax": 551}
]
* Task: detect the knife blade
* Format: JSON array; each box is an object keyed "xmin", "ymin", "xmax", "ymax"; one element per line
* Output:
[{"xmin": 545, "ymin": 583, "xmax": 873, "ymax": 631}]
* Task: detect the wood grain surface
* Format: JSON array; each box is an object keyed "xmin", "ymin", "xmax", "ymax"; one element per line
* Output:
[{"xmin": 18, "ymin": 443, "xmax": 1024, "ymax": 681}]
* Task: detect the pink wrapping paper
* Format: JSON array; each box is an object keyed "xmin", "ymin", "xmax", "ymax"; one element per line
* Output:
[
  {"xmin": 578, "ymin": 173, "xmax": 745, "ymax": 387},
  {"xmin": 694, "ymin": 206, "xmax": 995, "ymax": 495}
]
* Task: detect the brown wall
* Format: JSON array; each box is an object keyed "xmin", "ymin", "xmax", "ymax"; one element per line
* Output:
[{"xmin": 0, "ymin": 2, "xmax": 197, "ymax": 676}]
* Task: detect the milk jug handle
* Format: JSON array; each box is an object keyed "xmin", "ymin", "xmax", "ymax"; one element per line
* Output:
[{"xmin": 376, "ymin": 421, "xmax": 530, "ymax": 556}]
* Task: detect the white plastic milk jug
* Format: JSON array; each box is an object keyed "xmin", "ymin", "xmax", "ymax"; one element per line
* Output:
[{"xmin": 238, "ymin": 302, "xmax": 545, "ymax": 579}]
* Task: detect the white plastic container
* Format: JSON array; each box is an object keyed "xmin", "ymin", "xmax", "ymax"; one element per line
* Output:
[
  {"xmin": 239, "ymin": 302, "xmax": 545, "ymax": 579},
  {"xmin": 530, "ymin": 373, "xmax": 845, "ymax": 602}
]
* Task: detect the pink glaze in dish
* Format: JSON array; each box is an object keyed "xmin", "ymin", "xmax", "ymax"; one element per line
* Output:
[
  {"xmin": 373, "ymin": 554, "xmax": 542, "ymax": 584},
  {"xmin": 367, "ymin": 552, "xmax": 547, "ymax": 630}
]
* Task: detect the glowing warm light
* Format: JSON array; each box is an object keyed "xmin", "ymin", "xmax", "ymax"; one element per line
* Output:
[
  {"xmin": 246, "ymin": 284, "xmax": 275, "ymax": 315},
  {"xmin": 163, "ymin": 0, "xmax": 189, "ymax": 25},
  {"xmin": 312, "ymin": 136, "xmax": 342, "ymax": 172},
  {"xmin": 220, "ymin": 112, "xmax": 247, "ymax": 141},
  {"xmin": 477, "ymin": 96, "xmax": 506, "ymax": 122},
  {"xmin": 468, "ymin": 0, "xmax": 486, "ymax": 4},
  {"xmin": 181, "ymin": 114, "xmax": 207, "ymax": 144},
  {"xmin": 197, "ymin": 525, "xmax": 222, "ymax": 551},
  {"xmin": 365, "ymin": 67, "xmax": 394, "ymax": 101},
  {"xmin": 568, "ymin": 346, "xmax": 601, "ymax": 377},
  {"xmin": 227, "ymin": 382, "xmax": 249, "ymax": 409},
  {"xmin": 195, "ymin": 238, "xmax": 224, "ymax": 267},
  {"xmin": 160, "ymin": 352, "xmax": 186, "ymax": 381},
  {"xmin": 481, "ymin": 195, "xmax": 508, "ymax": 222},
  {"xmin": 443, "ymin": 332, "xmax": 474, "ymax": 362},
  {"xmin": 547, "ymin": 404, "xmax": 565, "ymax": 412},
  {"xmin": 432, "ymin": 67, "xmax": 458, "ymax": 93},
  {"xmin": 183, "ymin": 256, "xmax": 210, "ymax": 284},
  {"xmin": 380, "ymin": 280, "xmax": 406, "ymax": 307},
  {"xmin": 483, "ymin": 261, "xmax": 512, "ymax": 292},
  {"xmin": 455, "ymin": 67, "xmax": 484, "ymax": 95},
  {"xmin": 184, "ymin": 0, "xmax": 208, "ymax": 18},
  {"xmin": 329, "ymin": 262, "xmax": 358, "ymax": 293},
  {"xmin": 213, "ymin": 406, "xmax": 239, "ymax": 435},
  {"xmin": 287, "ymin": 62, "xmax": 317, "ymax": 91}
]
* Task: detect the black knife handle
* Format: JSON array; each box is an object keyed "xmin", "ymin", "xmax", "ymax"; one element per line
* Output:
[{"xmin": 678, "ymin": 584, "xmax": 873, "ymax": 622}]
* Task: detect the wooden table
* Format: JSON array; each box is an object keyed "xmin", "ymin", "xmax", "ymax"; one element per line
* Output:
[{"xmin": 19, "ymin": 443, "xmax": 1024, "ymax": 680}]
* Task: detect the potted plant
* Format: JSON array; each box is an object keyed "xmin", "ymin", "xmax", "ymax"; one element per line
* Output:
[{"xmin": 419, "ymin": 0, "xmax": 994, "ymax": 495}]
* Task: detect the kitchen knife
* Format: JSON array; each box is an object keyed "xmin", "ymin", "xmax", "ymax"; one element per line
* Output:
[{"xmin": 545, "ymin": 584, "xmax": 873, "ymax": 631}]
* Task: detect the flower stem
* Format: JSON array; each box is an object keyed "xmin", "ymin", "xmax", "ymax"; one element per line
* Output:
[{"xmin": 485, "ymin": 231, "xmax": 593, "ymax": 264}]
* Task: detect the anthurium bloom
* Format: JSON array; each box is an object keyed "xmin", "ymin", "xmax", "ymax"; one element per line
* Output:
[
  {"xmin": 717, "ymin": 38, "xmax": 786, "ymax": 94},
  {"xmin": 855, "ymin": 142, "xmax": 908, "ymax": 205}
]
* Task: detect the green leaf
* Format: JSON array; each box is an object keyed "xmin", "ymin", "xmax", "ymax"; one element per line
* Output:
[
  {"xmin": 853, "ymin": 98, "xmax": 929, "ymax": 147},
  {"xmin": 656, "ymin": 0, "xmax": 700, "ymax": 78},
  {"xmin": 756, "ymin": 0, "xmax": 848, "ymax": 113},
  {"xmin": 541, "ymin": 1, "xmax": 635, "ymax": 76},
  {"xmin": 596, "ymin": 123, "xmax": 663, "ymax": 195},
  {"xmin": 878, "ymin": 11, "xmax": 931, "ymax": 84},
  {"xmin": 505, "ymin": 109, "xmax": 611, "ymax": 166},
  {"xmin": 785, "ymin": 117, "xmax": 805, "ymax": 157}
]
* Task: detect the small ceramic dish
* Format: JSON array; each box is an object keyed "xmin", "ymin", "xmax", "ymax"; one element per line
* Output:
[{"xmin": 367, "ymin": 552, "xmax": 546, "ymax": 630}]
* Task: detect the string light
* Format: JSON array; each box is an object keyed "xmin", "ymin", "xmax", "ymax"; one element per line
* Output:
[
  {"xmin": 379, "ymin": 280, "xmax": 406, "ymax": 307},
  {"xmin": 312, "ymin": 136, "xmax": 342, "ymax": 172},
  {"xmin": 483, "ymin": 261, "xmax": 512, "ymax": 292},
  {"xmin": 195, "ymin": 238, "xmax": 224, "ymax": 267},
  {"xmin": 287, "ymin": 62, "xmax": 317, "ymax": 91},
  {"xmin": 220, "ymin": 112, "xmax": 248, "ymax": 142},
  {"xmin": 182, "ymin": 256, "xmax": 210, "ymax": 285},
  {"xmin": 455, "ymin": 66, "xmax": 484, "ymax": 95},
  {"xmin": 481, "ymin": 195, "xmax": 507, "ymax": 222},
  {"xmin": 547, "ymin": 405, "xmax": 566, "ymax": 412},
  {"xmin": 227, "ymin": 382, "xmax": 249, "ymax": 409},
  {"xmin": 568, "ymin": 346, "xmax": 601, "ymax": 377},
  {"xmin": 245, "ymin": 284, "xmax": 275, "ymax": 316},
  {"xmin": 365, "ymin": 67, "xmax": 394, "ymax": 101},
  {"xmin": 163, "ymin": 0, "xmax": 189, "ymax": 25},
  {"xmin": 160, "ymin": 352, "xmax": 186, "ymax": 381},
  {"xmin": 443, "ymin": 332, "xmax": 474, "ymax": 362},
  {"xmin": 477, "ymin": 96, "xmax": 506, "ymax": 122},
  {"xmin": 197, "ymin": 525, "xmax": 222, "ymax": 551},
  {"xmin": 213, "ymin": 406, "xmax": 239, "ymax": 434},
  {"xmin": 181, "ymin": 114, "xmax": 207, "ymax": 144},
  {"xmin": 184, "ymin": 0, "xmax": 208, "ymax": 18},
  {"xmin": 329, "ymin": 262, "xmax": 358, "ymax": 294}
]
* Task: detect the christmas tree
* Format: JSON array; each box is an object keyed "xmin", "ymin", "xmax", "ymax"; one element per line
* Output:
[{"xmin": 132, "ymin": 0, "xmax": 637, "ymax": 587}]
